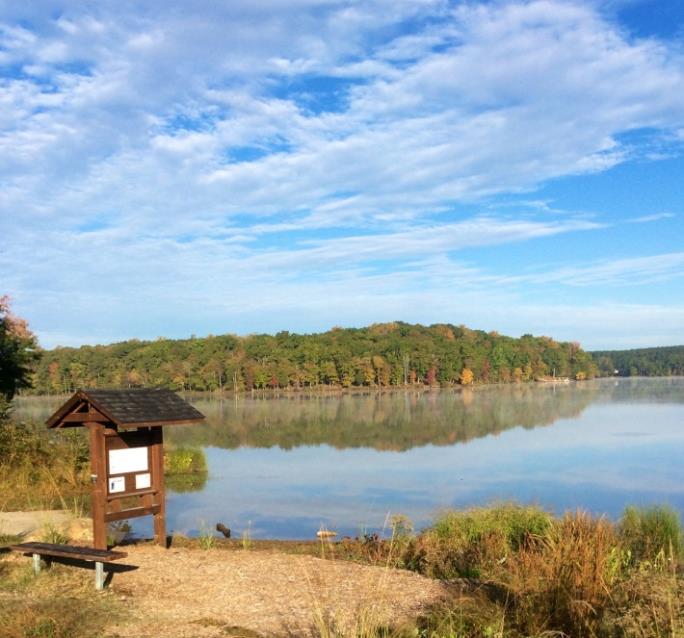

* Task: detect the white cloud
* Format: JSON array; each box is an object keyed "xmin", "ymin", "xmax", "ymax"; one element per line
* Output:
[
  {"xmin": 500, "ymin": 252, "xmax": 684, "ymax": 287},
  {"xmin": 628, "ymin": 212, "xmax": 676, "ymax": 223},
  {"xmin": 1, "ymin": 0, "xmax": 683, "ymax": 348}
]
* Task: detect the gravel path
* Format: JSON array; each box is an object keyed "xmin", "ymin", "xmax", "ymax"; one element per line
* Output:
[{"xmin": 107, "ymin": 545, "xmax": 448, "ymax": 637}]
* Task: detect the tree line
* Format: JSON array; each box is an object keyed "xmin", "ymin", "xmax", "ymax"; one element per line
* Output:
[
  {"xmin": 591, "ymin": 345, "xmax": 684, "ymax": 378},
  {"xmin": 30, "ymin": 322, "xmax": 598, "ymax": 394}
]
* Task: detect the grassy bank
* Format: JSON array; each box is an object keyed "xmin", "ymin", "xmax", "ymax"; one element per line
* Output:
[
  {"xmin": 0, "ymin": 503, "xmax": 682, "ymax": 637},
  {"xmin": 333, "ymin": 504, "xmax": 684, "ymax": 637}
]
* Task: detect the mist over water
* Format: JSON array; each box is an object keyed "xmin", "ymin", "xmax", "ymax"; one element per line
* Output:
[{"xmin": 14, "ymin": 378, "xmax": 684, "ymax": 539}]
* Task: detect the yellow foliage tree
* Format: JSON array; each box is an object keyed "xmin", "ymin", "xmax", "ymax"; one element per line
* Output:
[{"xmin": 459, "ymin": 367, "xmax": 474, "ymax": 385}]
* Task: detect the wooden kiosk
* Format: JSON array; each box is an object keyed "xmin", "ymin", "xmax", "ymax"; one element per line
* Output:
[{"xmin": 46, "ymin": 388, "xmax": 205, "ymax": 550}]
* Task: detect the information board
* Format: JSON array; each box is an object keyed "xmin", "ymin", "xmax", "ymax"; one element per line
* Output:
[{"xmin": 108, "ymin": 446, "xmax": 149, "ymax": 475}]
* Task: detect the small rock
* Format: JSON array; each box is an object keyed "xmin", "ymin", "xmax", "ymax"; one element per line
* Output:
[
  {"xmin": 216, "ymin": 523, "xmax": 231, "ymax": 538},
  {"xmin": 316, "ymin": 529, "xmax": 337, "ymax": 539},
  {"xmin": 67, "ymin": 518, "xmax": 94, "ymax": 542}
]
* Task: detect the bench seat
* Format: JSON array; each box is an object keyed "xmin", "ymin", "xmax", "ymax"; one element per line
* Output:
[{"xmin": 10, "ymin": 542, "xmax": 127, "ymax": 589}]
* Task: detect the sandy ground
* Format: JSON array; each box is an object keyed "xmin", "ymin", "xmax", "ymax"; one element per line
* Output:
[
  {"xmin": 103, "ymin": 544, "xmax": 449, "ymax": 637},
  {"xmin": 1, "ymin": 512, "xmax": 449, "ymax": 636},
  {"xmin": 0, "ymin": 510, "xmax": 73, "ymax": 537}
]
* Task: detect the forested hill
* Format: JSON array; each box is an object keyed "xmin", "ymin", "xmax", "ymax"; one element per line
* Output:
[
  {"xmin": 591, "ymin": 345, "xmax": 684, "ymax": 377},
  {"xmin": 31, "ymin": 322, "xmax": 597, "ymax": 394}
]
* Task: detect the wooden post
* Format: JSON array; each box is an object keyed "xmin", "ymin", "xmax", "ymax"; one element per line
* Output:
[
  {"xmin": 87, "ymin": 422, "xmax": 108, "ymax": 550},
  {"xmin": 150, "ymin": 427, "xmax": 166, "ymax": 546}
]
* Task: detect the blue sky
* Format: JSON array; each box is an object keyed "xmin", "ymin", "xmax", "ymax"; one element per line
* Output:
[{"xmin": 1, "ymin": 0, "xmax": 683, "ymax": 350}]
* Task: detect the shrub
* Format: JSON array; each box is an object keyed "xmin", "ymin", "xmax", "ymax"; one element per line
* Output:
[
  {"xmin": 165, "ymin": 446, "xmax": 205, "ymax": 473},
  {"xmin": 164, "ymin": 447, "xmax": 208, "ymax": 492},
  {"xmin": 619, "ymin": 505, "xmax": 682, "ymax": 564},
  {"xmin": 409, "ymin": 503, "xmax": 552, "ymax": 579}
]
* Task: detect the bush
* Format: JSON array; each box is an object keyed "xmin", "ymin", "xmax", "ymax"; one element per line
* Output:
[
  {"xmin": 619, "ymin": 505, "xmax": 682, "ymax": 564},
  {"xmin": 407, "ymin": 503, "xmax": 552, "ymax": 579},
  {"xmin": 164, "ymin": 446, "xmax": 208, "ymax": 493},
  {"xmin": 164, "ymin": 446, "xmax": 207, "ymax": 475}
]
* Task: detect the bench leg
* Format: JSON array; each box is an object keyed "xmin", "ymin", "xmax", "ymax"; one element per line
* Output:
[
  {"xmin": 32, "ymin": 553, "xmax": 41, "ymax": 575},
  {"xmin": 95, "ymin": 562, "xmax": 105, "ymax": 590}
]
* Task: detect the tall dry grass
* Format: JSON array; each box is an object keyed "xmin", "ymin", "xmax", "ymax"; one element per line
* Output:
[
  {"xmin": 0, "ymin": 560, "xmax": 119, "ymax": 638},
  {"xmin": 500, "ymin": 510, "xmax": 617, "ymax": 636},
  {"xmin": 405, "ymin": 505, "xmax": 683, "ymax": 638},
  {"xmin": 301, "ymin": 504, "xmax": 682, "ymax": 637},
  {"xmin": 0, "ymin": 420, "xmax": 90, "ymax": 512}
]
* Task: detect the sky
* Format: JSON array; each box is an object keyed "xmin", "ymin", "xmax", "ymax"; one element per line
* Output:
[{"xmin": 1, "ymin": 0, "xmax": 683, "ymax": 351}]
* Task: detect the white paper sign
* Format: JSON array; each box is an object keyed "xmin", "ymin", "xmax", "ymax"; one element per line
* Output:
[
  {"xmin": 108, "ymin": 476, "xmax": 125, "ymax": 494},
  {"xmin": 135, "ymin": 473, "xmax": 151, "ymax": 489},
  {"xmin": 108, "ymin": 446, "xmax": 148, "ymax": 475}
]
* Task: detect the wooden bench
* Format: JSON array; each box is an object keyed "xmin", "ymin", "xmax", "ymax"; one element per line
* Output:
[{"xmin": 10, "ymin": 542, "xmax": 128, "ymax": 590}]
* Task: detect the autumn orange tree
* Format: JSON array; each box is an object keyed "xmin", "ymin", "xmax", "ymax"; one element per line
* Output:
[{"xmin": 0, "ymin": 296, "xmax": 39, "ymax": 414}]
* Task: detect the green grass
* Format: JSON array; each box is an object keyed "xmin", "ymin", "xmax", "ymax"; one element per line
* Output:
[
  {"xmin": 430, "ymin": 503, "xmax": 552, "ymax": 548},
  {"xmin": 619, "ymin": 504, "xmax": 682, "ymax": 564},
  {"xmin": 198, "ymin": 522, "xmax": 216, "ymax": 550},
  {"xmin": 405, "ymin": 503, "xmax": 553, "ymax": 579}
]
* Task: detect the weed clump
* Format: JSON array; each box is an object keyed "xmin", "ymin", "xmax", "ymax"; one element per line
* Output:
[
  {"xmin": 619, "ymin": 504, "xmax": 682, "ymax": 564},
  {"xmin": 405, "ymin": 503, "xmax": 552, "ymax": 579}
]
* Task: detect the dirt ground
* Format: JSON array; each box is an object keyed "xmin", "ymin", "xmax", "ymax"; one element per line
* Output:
[
  {"xmin": 1, "ymin": 510, "xmax": 450, "ymax": 637},
  {"xmin": 104, "ymin": 545, "xmax": 449, "ymax": 637},
  {"xmin": 0, "ymin": 510, "xmax": 73, "ymax": 537},
  {"xmin": 2, "ymin": 543, "xmax": 448, "ymax": 637}
]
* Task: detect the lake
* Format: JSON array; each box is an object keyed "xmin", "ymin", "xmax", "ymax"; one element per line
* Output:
[{"xmin": 12, "ymin": 378, "xmax": 684, "ymax": 540}]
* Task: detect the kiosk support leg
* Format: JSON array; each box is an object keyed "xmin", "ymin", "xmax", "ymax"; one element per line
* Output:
[
  {"xmin": 151, "ymin": 427, "xmax": 166, "ymax": 547},
  {"xmin": 95, "ymin": 562, "xmax": 105, "ymax": 590},
  {"xmin": 87, "ymin": 422, "xmax": 108, "ymax": 550}
]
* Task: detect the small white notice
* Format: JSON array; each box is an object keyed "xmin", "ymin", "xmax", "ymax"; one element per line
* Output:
[
  {"xmin": 108, "ymin": 446, "xmax": 148, "ymax": 475},
  {"xmin": 135, "ymin": 472, "xmax": 151, "ymax": 489},
  {"xmin": 108, "ymin": 476, "xmax": 125, "ymax": 494}
]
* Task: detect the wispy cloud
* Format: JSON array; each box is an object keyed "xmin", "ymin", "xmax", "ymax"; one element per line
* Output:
[
  {"xmin": 499, "ymin": 253, "xmax": 684, "ymax": 288},
  {"xmin": 1, "ymin": 0, "xmax": 683, "ymax": 349},
  {"xmin": 628, "ymin": 212, "xmax": 676, "ymax": 223}
]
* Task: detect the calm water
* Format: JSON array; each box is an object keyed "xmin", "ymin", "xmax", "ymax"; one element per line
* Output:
[{"xmin": 13, "ymin": 378, "xmax": 684, "ymax": 539}]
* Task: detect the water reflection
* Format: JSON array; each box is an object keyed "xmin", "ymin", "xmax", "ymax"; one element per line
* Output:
[
  {"xmin": 167, "ymin": 382, "xmax": 600, "ymax": 450},
  {"xmin": 11, "ymin": 378, "xmax": 684, "ymax": 539}
]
